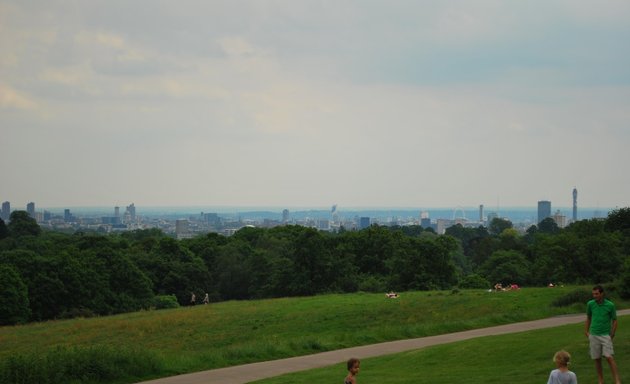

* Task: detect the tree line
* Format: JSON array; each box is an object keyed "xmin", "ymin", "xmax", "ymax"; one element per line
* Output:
[{"xmin": 1, "ymin": 208, "xmax": 630, "ymax": 325}]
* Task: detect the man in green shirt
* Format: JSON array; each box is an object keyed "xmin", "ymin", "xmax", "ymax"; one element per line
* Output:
[{"xmin": 585, "ymin": 285, "xmax": 620, "ymax": 384}]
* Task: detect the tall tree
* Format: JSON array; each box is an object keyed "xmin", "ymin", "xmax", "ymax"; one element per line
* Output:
[
  {"xmin": 0, "ymin": 264, "xmax": 31, "ymax": 325},
  {"xmin": 7, "ymin": 210, "xmax": 41, "ymax": 237},
  {"xmin": 0, "ymin": 218, "xmax": 8, "ymax": 239},
  {"xmin": 488, "ymin": 218, "xmax": 513, "ymax": 236}
]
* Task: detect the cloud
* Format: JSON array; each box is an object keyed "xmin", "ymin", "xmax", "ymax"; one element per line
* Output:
[
  {"xmin": 1, "ymin": 1, "xmax": 629, "ymax": 208},
  {"xmin": 0, "ymin": 85, "xmax": 37, "ymax": 110}
]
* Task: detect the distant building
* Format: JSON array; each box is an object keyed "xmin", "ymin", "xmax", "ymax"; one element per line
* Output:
[
  {"xmin": 317, "ymin": 219, "xmax": 330, "ymax": 230},
  {"xmin": 282, "ymin": 209, "xmax": 289, "ymax": 223},
  {"xmin": 420, "ymin": 217, "xmax": 431, "ymax": 229},
  {"xmin": 202, "ymin": 212, "xmax": 219, "ymax": 226},
  {"xmin": 436, "ymin": 218, "xmax": 453, "ymax": 235},
  {"xmin": 552, "ymin": 209, "xmax": 567, "ymax": 228},
  {"xmin": 1, "ymin": 201, "xmax": 10, "ymax": 221},
  {"xmin": 175, "ymin": 219, "xmax": 191, "ymax": 239},
  {"xmin": 27, "ymin": 202, "xmax": 35, "ymax": 218},
  {"xmin": 126, "ymin": 203, "xmax": 136, "ymax": 221},
  {"xmin": 572, "ymin": 188, "xmax": 578, "ymax": 222},
  {"xmin": 537, "ymin": 200, "xmax": 551, "ymax": 223},
  {"xmin": 359, "ymin": 217, "xmax": 370, "ymax": 229},
  {"xmin": 479, "ymin": 204, "xmax": 484, "ymax": 223}
]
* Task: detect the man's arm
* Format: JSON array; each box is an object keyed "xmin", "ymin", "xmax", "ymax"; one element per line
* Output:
[
  {"xmin": 585, "ymin": 315, "xmax": 591, "ymax": 337},
  {"xmin": 610, "ymin": 319, "xmax": 617, "ymax": 338}
]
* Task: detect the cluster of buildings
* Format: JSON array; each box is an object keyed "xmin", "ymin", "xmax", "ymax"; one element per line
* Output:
[{"xmin": 0, "ymin": 188, "xmax": 583, "ymax": 238}]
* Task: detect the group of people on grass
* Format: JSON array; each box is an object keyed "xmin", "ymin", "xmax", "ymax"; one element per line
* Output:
[
  {"xmin": 493, "ymin": 282, "xmax": 520, "ymax": 291},
  {"xmin": 345, "ymin": 285, "xmax": 621, "ymax": 384},
  {"xmin": 189, "ymin": 292, "xmax": 210, "ymax": 306}
]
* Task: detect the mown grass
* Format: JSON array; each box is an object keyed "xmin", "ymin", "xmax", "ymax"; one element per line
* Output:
[
  {"xmin": 0, "ymin": 286, "xmax": 627, "ymax": 383},
  {"xmin": 252, "ymin": 317, "xmax": 630, "ymax": 384}
]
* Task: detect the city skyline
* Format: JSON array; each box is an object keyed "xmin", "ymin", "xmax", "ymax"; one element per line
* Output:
[{"xmin": 2, "ymin": 1, "xmax": 630, "ymax": 208}]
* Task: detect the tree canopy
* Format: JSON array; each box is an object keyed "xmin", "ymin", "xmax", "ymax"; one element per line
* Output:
[{"xmin": 0, "ymin": 207, "xmax": 629, "ymax": 325}]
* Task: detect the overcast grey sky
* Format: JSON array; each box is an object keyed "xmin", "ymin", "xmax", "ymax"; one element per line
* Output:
[{"xmin": 1, "ymin": 1, "xmax": 629, "ymax": 210}]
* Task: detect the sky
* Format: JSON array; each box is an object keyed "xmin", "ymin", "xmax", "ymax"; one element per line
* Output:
[{"xmin": 1, "ymin": 1, "xmax": 629, "ymax": 210}]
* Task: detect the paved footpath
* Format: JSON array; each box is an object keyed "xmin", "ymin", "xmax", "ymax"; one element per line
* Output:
[{"xmin": 138, "ymin": 309, "xmax": 630, "ymax": 384}]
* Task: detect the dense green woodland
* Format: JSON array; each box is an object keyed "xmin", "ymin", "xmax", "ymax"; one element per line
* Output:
[{"xmin": 1, "ymin": 208, "xmax": 630, "ymax": 325}]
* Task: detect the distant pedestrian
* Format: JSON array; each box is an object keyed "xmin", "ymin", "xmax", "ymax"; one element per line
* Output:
[
  {"xmin": 203, "ymin": 293, "xmax": 209, "ymax": 304},
  {"xmin": 585, "ymin": 285, "xmax": 621, "ymax": 384},
  {"xmin": 344, "ymin": 357, "xmax": 360, "ymax": 384},
  {"xmin": 547, "ymin": 350, "xmax": 577, "ymax": 384},
  {"xmin": 190, "ymin": 292, "xmax": 196, "ymax": 306}
]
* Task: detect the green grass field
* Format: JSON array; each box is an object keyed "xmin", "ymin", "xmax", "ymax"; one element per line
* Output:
[
  {"xmin": 252, "ymin": 317, "xmax": 630, "ymax": 384},
  {"xmin": 1, "ymin": 286, "xmax": 627, "ymax": 383}
]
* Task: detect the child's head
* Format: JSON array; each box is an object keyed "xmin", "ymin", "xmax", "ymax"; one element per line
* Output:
[
  {"xmin": 553, "ymin": 350, "xmax": 571, "ymax": 367},
  {"xmin": 347, "ymin": 357, "xmax": 360, "ymax": 374}
]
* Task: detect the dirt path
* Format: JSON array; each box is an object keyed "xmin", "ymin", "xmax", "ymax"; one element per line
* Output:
[{"xmin": 138, "ymin": 309, "xmax": 630, "ymax": 384}]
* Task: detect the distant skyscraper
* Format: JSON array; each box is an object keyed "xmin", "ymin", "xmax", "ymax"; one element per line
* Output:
[
  {"xmin": 27, "ymin": 202, "xmax": 35, "ymax": 218},
  {"xmin": 282, "ymin": 209, "xmax": 289, "ymax": 223},
  {"xmin": 359, "ymin": 217, "xmax": 370, "ymax": 229},
  {"xmin": 479, "ymin": 204, "xmax": 484, "ymax": 222},
  {"xmin": 572, "ymin": 188, "xmax": 578, "ymax": 222},
  {"xmin": 126, "ymin": 203, "xmax": 136, "ymax": 221},
  {"xmin": 537, "ymin": 200, "xmax": 551, "ymax": 223},
  {"xmin": 1, "ymin": 201, "xmax": 10, "ymax": 221},
  {"xmin": 64, "ymin": 209, "xmax": 72, "ymax": 222},
  {"xmin": 115, "ymin": 206, "xmax": 120, "ymax": 218}
]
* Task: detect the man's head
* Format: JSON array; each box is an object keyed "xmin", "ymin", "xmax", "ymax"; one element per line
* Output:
[{"xmin": 592, "ymin": 285, "xmax": 604, "ymax": 303}]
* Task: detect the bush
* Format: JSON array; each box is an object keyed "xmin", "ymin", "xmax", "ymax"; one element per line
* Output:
[
  {"xmin": 458, "ymin": 274, "xmax": 490, "ymax": 289},
  {"xmin": 153, "ymin": 294, "xmax": 180, "ymax": 310},
  {"xmin": 551, "ymin": 289, "xmax": 592, "ymax": 307},
  {"xmin": 357, "ymin": 275, "xmax": 387, "ymax": 293}
]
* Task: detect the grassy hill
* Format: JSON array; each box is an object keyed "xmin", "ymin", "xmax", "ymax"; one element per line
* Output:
[
  {"xmin": 252, "ymin": 316, "xmax": 630, "ymax": 384},
  {"xmin": 1, "ymin": 286, "xmax": 627, "ymax": 383}
]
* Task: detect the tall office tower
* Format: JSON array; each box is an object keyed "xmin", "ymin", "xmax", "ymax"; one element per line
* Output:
[
  {"xmin": 537, "ymin": 200, "xmax": 551, "ymax": 223},
  {"xmin": 479, "ymin": 204, "xmax": 484, "ymax": 222},
  {"xmin": 126, "ymin": 203, "xmax": 136, "ymax": 221},
  {"xmin": 64, "ymin": 209, "xmax": 72, "ymax": 222},
  {"xmin": 282, "ymin": 209, "xmax": 289, "ymax": 223},
  {"xmin": 27, "ymin": 202, "xmax": 35, "ymax": 218},
  {"xmin": 113, "ymin": 206, "xmax": 121, "ymax": 225},
  {"xmin": 359, "ymin": 217, "xmax": 370, "ymax": 229},
  {"xmin": 331, "ymin": 204, "xmax": 339, "ymax": 223},
  {"xmin": 572, "ymin": 188, "xmax": 578, "ymax": 222},
  {"xmin": 1, "ymin": 201, "xmax": 9, "ymax": 221}
]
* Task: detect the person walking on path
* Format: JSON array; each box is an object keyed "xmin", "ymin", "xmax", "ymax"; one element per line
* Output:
[
  {"xmin": 546, "ymin": 350, "xmax": 577, "ymax": 384},
  {"xmin": 585, "ymin": 285, "xmax": 621, "ymax": 384}
]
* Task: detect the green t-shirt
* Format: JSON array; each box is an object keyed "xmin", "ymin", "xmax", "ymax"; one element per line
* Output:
[{"xmin": 586, "ymin": 298, "xmax": 617, "ymax": 336}]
